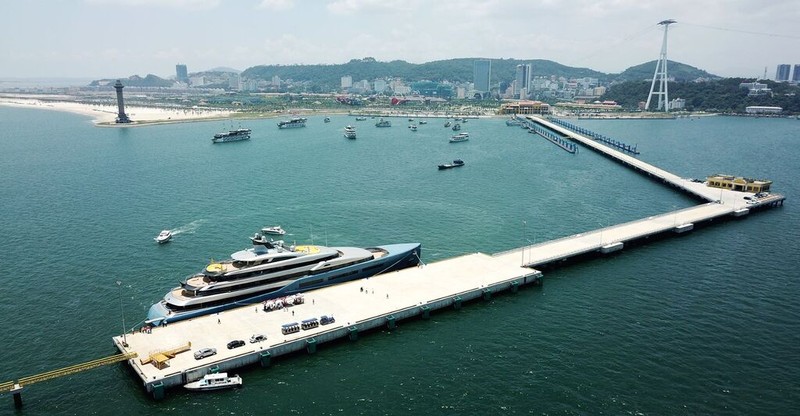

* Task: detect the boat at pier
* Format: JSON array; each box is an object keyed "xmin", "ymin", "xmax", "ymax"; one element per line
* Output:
[
  {"xmin": 212, "ymin": 128, "xmax": 251, "ymax": 143},
  {"xmin": 146, "ymin": 240, "xmax": 422, "ymax": 325},
  {"xmin": 278, "ymin": 117, "xmax": 307, "ymax": 129},
  {"xmin": 184, "ymin": 373, "xmax": 242, "ymax": 391}
]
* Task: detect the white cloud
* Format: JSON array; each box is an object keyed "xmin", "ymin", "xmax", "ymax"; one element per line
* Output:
[
  {"xmin": 327, "ymin": 0, "xmax": 419, "ymax": 15},
  {"xmin": 257, "ymin": 0, "xmax": 294, "ymax": 11},
  {"xmin": 84, "ymin": 0, "xmax": 220, "ymax": 10}
]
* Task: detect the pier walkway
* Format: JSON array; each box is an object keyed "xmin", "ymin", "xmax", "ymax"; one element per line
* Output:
[
  {"xmin": 495, "ymin": 202, "xmax": 758, "ymax": 268},
  {"xmin": 525, "ymin": 116, "xmax": 761, "ymax": 204}
]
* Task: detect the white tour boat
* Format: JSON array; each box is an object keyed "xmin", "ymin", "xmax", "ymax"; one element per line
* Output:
[
  {"xmin": 155, "ymin": 230, "xmax": 172, "ymax": 244},
  {"xmin": 184, "ymin": 373, "xmax": 242, "ymax": 391},
  {"xmin": 261, "ymin": 225, "xmax": 286, "ymax": 235}
]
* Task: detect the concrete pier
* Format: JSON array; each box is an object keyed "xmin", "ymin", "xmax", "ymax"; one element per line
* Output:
[{"xmin": 113, "ymin": 253, "xmax": 541, "ymax": 396}]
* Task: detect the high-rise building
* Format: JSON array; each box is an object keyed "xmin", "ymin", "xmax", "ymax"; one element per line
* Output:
[
  {"xmin": 776, "ymin": 64, "xmax": 791, "ymax": 81},
  {"xmin": 473, "ymin": 59, "xmax": 491, "ymax": 93},
  {"xmin": 793, "ymin": 65, "xmax": 800, "ymax": 82},
  {"xmin": 341, "ymin": 75, "xmax": 352, "ymax": 89},
  {"xmin": 515, "ymin": 64, "xmax": 532, "ymax": 98},
  {"xmin": 228, "ymin": 74, "xmax": 241, "ymax": 90},
  {"xmin": 176, "ymin": 64, "xmax": 189, "ymax": 84},
  {"xmin": 374, "ymin": 79, "xmax": 387, "ymax": 93}
]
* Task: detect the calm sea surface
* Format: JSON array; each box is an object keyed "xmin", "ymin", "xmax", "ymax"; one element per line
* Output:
[{"xmin": 0, "ymin": 107, "xmax": 798, "ymax": 415}]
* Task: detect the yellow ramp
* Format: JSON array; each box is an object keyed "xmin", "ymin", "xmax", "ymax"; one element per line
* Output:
[{"xmin": 1, "ymin": 352, "xmax": 137, "ymax": 389}]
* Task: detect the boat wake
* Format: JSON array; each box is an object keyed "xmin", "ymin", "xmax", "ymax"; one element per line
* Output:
[{"xmin": 170, "ymin": 219, "xmax": 206, "ymax": 236}]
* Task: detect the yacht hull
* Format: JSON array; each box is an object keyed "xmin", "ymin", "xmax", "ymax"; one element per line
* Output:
[{"xmin": 146, "ymin": 243, "xmax": 421, "ymax": 325}]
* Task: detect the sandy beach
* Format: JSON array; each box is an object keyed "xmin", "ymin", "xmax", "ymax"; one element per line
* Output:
[{"xmin": 0, "ymin": 94, "xmax": 233, "ymax": 126}]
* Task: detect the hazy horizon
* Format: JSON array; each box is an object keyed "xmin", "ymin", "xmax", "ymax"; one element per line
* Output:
[{"xmin": 2, "ymin": 1, "xmax": 799, "ymax": 81}]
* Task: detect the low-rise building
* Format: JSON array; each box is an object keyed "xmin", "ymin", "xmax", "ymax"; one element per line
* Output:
[
  {"xmin": 706, "ymin": 174, "xmax": 772, "ymax": 193},
  {"xmin": 499, "ymin": 100, "xmax": 550, "ymax": 115},
  {"xmin": 745, "ymin": 106, "xmax": 782, "ymax": 114}
]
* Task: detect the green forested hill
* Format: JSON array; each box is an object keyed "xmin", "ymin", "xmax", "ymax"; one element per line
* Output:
[
  {"xmin": 613, "ymin": 60, "xmax": 719, "ymax": 82},
  {"xmin": 88, "ymin": 74, "xmax": 172, "ymax": 88},
  {"xmin": 241, "ymin": 57, "xmax": 609, "ymax": 91},
  {"xmin": 600, "ymin": 78, "xmax": 800, "ymax": 112}
]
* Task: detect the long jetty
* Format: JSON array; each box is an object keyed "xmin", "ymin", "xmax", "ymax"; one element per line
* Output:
[{"xmin": 4, "ymin": 114, "xmax": 785, "ymax": 404}]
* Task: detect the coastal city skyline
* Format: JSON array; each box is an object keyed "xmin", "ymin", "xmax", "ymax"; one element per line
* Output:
[{"xmin": 2, "ymin": 0, "xmax": 799, "ymax": 80}]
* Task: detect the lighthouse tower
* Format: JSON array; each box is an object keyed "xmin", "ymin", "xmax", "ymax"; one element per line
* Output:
[{"xmin": 113, "ymin": 80, "xmax": 131, "ymax": 123}]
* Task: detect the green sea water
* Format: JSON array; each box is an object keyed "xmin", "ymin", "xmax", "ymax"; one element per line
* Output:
[{"xmin": 0, "ymin": 108, "xmax": 798, "ymax": 415}]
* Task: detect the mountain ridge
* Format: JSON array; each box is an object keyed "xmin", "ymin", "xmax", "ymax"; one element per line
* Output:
[{"xmin": 91, "ymin": 58, "xmax": 719, "ymax": 89}]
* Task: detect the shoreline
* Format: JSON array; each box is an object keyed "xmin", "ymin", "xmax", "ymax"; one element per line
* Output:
[
  {"xmin": 0, "ymin": 96, "xmax": 499, "ymax": 126},
  {"xmin": 3, "ymin": 94, "xmax": 747, "ymax": 126},
  {"xmin": 0, "ymin": 94, "xmax": 236, "ymax": 126}
]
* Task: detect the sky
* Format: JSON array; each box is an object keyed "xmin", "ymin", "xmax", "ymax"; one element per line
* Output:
[{"xmin": 2, "ymin": 0, "xmax": 799, "ymax": 80}]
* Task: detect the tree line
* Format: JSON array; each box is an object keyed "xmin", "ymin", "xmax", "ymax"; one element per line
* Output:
[{"xmin": 600, "ymin": 78, "xmax": 800, "ymax": 113}]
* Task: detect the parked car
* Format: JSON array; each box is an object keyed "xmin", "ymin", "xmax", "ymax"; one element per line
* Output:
[
  {"xmin": 194, "ymin": 347, "xmax": 217, "ymax": 360},
  {"xmin": 249, "ymin": 334, "xmax": 267, "ymax": 343},
  {"xmin": 227, "ymin": 340, "xmax": 245, "ymax": 349}
]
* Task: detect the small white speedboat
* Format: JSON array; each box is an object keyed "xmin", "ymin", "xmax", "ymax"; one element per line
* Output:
[
  {"xmin": 261, "ymin": 225, "xmax": 286, "ymax": 235},
  {"xmin": 154, "ymin": 230, "xmax": 172, "ymax": 244},
  {"xmin": 184, "ymin": 373, "xmax": 242, "ymax": 391}
]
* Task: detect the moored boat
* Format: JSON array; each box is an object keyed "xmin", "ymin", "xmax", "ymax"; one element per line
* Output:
[
  {"xmin": 212, "ymin": 128, "xmax": 251, "ymax": 143},
  {"xmin": 145, "ymin": 241, "xmax": 422, "ymax": 325},
  {"xmin": 438, "ymin": 159, "xmax": 465, "ymax": 170},
  {"xmin": 184, "ymin": 373, "xmax": 242, "ymax": 391},
  {"xmin": 344, "ymin": 125, "xmax": 357, "ymax": 139},
  {"xmin": 452, "ymin": 123, "xmax": 461, "ymax": 131},
  {"xmin": 450, "ymin": 132, "xmax": 469, "ymax": 143},
  {"xmin": 278, "ymin": 117, "xmax": 307, "ymax": 129},
  {"xmin": 355, "ymin": 116, "xmax": 367, "ymax": 121},
  {"xmin": 375, "ymin": 118, "xmax": 391, "ymax": 127}
]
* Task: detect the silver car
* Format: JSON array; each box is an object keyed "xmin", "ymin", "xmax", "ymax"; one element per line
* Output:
[
  {"xmin": 193, "ymin": 347, "xmax": 217, "ymax": 360},
  {"xmin": 249, "ymin": 334, "xmax": 267, "ymax": 343}
]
